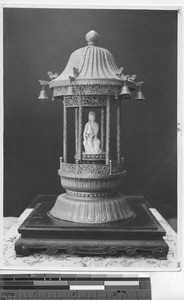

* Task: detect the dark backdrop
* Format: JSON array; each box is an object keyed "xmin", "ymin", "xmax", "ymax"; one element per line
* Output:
[{"xmin": 4, "ymin": 8, "xmax": 177, "ymax": 219}]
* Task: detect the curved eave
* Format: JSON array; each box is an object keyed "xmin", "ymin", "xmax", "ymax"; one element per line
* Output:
[
  {"xmin": 49, "ymin": 78, "xmax": 136, "ymax": 90},
  {"xmin": 50, "ymin": 77, "xmax": 123, "ymax": 88}
]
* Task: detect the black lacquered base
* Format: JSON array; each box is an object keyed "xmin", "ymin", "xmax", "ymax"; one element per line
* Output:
[{"xmin": 15, "ymin": 196, "xmax": 169, "ymax": 259}]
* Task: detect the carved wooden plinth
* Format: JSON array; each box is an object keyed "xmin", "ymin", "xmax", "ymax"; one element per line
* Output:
[
  {"xmin": 14, "ymin": 195, "xmax": 169, "ymax": 259},
  {"xmin": 15, "ymin": 236, "xmax": 168, "ymax": 259}
]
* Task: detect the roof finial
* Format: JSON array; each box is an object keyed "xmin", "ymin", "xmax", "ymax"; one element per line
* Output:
[{"xmin": 85, "ymin": 30, "xmax": 100, "ymax": 46}]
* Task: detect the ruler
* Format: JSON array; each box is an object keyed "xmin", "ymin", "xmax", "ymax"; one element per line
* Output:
[{"xmin": 0, "ymin": 274, "xmax": 151, "ymax": 299}]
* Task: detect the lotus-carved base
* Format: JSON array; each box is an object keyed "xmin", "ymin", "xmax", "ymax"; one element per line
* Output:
[{"xmin": 49, "ymin": 192, "xmax": 134, "ymax": 223}]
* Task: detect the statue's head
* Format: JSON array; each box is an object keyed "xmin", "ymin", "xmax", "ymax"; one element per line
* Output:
[{"xmin": 89, "ymin": 111, "xmax": 96, "ymax": 122}]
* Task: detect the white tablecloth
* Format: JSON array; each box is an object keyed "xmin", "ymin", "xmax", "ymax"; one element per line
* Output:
[{"xmin": 3, "ymin": 208, "xmax": 178, "ymax": 271}]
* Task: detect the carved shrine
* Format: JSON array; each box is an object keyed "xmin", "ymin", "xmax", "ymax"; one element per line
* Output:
[{"xmin": 15, "ymin": 30, "xmax": 169, "ymax": 259}]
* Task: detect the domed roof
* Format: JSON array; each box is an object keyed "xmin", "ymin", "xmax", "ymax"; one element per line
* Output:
[{"xmin": 50, "ymin": 30, "xmax": 127, "ymax": 88}]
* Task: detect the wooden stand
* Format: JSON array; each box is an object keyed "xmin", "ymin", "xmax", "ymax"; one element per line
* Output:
[{"xmin": 15, "ymin": 195, "xmax": 168, "ymax": 259}]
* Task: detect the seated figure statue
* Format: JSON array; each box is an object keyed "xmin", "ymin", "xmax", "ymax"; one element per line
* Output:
[{"xmin": 83, "ymin": 111, "xmax": 101, "ymax": 154}]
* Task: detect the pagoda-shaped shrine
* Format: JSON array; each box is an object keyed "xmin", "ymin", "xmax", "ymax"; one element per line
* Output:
[
  {"xmin": 49, "ymin": 30, "xmax": 134, "ymax": 223},
  {"xmin": 15, "ymin": 31, "xmax": 168, "ymax": 259}
]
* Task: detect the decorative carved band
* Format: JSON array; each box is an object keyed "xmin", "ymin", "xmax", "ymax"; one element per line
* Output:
[
  {"xmin": 64, "ymin": 95, "xmax": 107, "ymax": 107},
  {"xmin": 82, "ymin": 152, "xmax": 106, "ymax": 160},
  {"xmin": 82, "ymin": 95, "xmax": 107, "ymax": 106},
  {"xmin": 66, "ymin": 190, "xmax": 116, "ymax": 198},
  {"xmin": 64, "ymin": 96, "xmax": 80, "ymax": 107},
  {"xmin": 53, "ymin": 84, "xmax": 122, "ymax": 97},
  {"xmin": 60, "ymin": 161, "xmax": 124, "ymax": 175}
]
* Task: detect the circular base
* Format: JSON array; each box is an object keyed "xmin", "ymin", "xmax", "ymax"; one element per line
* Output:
[{"xmin": 49, "ymin": 193, "xmax": 134, "ymax": 224}]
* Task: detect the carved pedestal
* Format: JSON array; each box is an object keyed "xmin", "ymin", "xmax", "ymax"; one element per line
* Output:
[
  {"xmin": 49, "ymin": 162, "xmax": 134, "ymax": 223},
  {"xmin": 15, "ymin": 195, "xmax": 169, "ymax": 259},
  {"xmin": 49, "ymin": 192, "xmax": 134, "ymax": 223}
]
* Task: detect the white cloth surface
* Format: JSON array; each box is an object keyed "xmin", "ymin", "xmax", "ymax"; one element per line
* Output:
[
  {"xmin": 3, "ymin": 217, "xmax": 18, "ymax": 234},
  {"xmin": 3, "ymin": 208, "xmax": 178, "ymax": 271}
]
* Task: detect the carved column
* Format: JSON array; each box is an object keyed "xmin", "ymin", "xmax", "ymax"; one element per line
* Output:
[
  {"xmin": 106, "ymin": 95, "xmax": 110, "ymax": 165},
  {"xmin": 101, "ymin": 107, "xmax": 105, "ymax": 152},
  {"xmin": 117, "ymin": 98, "xmax": 121, "ymax": 164},
  {"xmin": 63, "ymin": 98, "xmax": 67, "ymax": 162},
  {"xmin": 75, "ymin": 107, "xmax": 79, "ymax": 157},
  {"xmin": 78, "ymin": 96, "xmax": 83, "ymax": 162}
]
